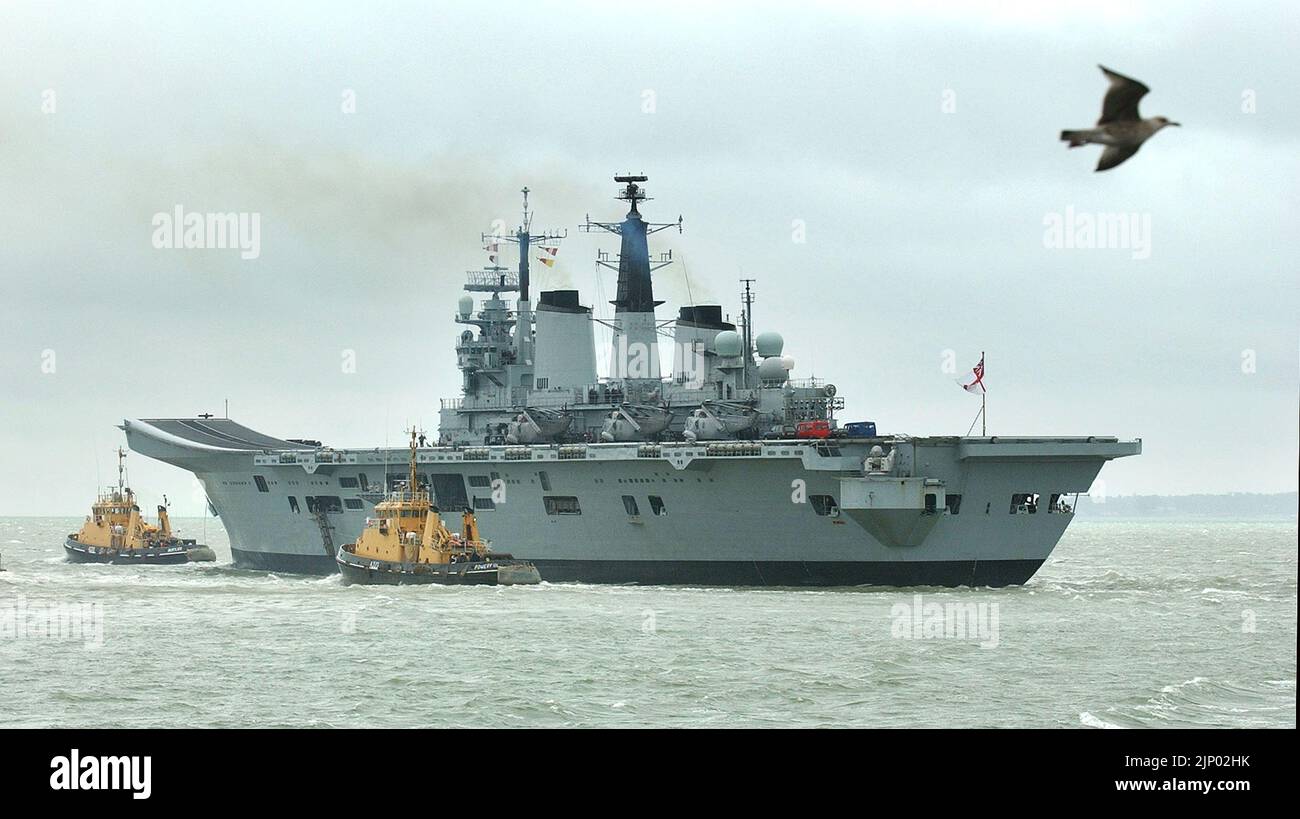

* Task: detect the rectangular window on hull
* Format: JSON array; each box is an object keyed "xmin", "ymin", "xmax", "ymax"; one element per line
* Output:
[
  {"xmin": 358, "ymin": 473, "xmax": 370, "ymax": 491},
  {"xmin": 1010, "ymin": 493, "xmax": 1039, "ymax": 514},
  {"xmin": 543, "ymin": 496, "xmax": 581, "ymax": 515},
  {"xmin": 622, "ymin": 495, "xmax": 640, "ymax": 516},
  {"xmin": 254, "ymin": 475, "xmax": 269, "ymax": 493},
  {"xmin": 288, "ymin": 496, "xmax": 300, "ymax": 513},
  {"xmin": 339, "ymin": 477, "xmax": 359, "ymax": 489},
  {"xmin": 1046, "ymin": 493, "xmax": 1075, "ymax": 513},
  {"xmin": 344, "ymin": 498, "xmax": 363, "ymax": 510},
  {"xmin": 473, "ymin": 497, "xmax": 495, "ymax": 511},
  {"xmin": 429, "ymin": 474, "xmax": 469, "ymax": 510},
  {"xmin": 539, "ymin": 471, "xmax": 552, "ymax": 492},
  {"xmin": 468, "ymin": 475, "xmax": 491, "ymax": 488},
  {"xmin": 944, "ymin": 494, "xmax": 962, "ymax": 515},
  {"xmin": 306, "ymin": 495, "xmax": 344, "ymax": 514},
  {"xmin": 809, "ymin": 495, "xmax": 839, "ymax": 517},
  {"xmin": 649, "ymin": 495, "xmax": 667, "ymax": 516}
]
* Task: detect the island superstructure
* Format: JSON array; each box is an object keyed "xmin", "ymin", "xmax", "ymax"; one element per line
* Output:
[{"xmin": 122, "ymin": 173, "xmax": 1140, "ymax": 585}]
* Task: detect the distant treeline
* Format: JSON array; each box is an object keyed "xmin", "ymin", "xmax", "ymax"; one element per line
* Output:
[{"xmin": 1073, "ymin": 492, "xmax": 1298, "ymax": 518}]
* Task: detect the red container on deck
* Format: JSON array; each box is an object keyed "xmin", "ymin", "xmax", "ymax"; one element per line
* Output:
[{"xmin": 795, "ymin": 420, "xmax": 832, "ymax": 439}]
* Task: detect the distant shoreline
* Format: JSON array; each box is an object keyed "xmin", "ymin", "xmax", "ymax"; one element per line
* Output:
[{"xmin": 1072, "ymin": 492, "xmax": 1297, "ymax": 519}]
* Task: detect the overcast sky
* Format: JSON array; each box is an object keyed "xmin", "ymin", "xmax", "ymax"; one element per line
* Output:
[{"xmin": 2, "ymin": 0, "xmax": 1297, "ymax": 515}]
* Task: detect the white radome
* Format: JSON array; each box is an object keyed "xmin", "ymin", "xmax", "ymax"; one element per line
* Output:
[
  {"xmin": 714, "ymin": 330, "xmax": 743, "ymax": 357},
  {"xmin": 755, "ymin": 331, "xmax": 784, "ymax": 358}
]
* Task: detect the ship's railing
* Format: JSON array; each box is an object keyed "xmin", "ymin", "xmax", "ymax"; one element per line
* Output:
[
  {"xmin": 787, "ymin": 377, "xmax": 826, "ymax": 389},
  {"xmin": 377, "ymin": 489, "xmax": 431, "ymax": 504}
]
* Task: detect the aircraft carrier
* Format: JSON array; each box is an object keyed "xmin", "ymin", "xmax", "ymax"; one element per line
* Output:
[{"xmin": 123, "ymin": 174, "xmax": 1140, "ymax": 585}]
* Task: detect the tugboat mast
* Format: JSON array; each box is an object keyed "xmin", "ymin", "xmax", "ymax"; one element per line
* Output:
[
  {"xmin": 115, "ymin": 446, "xmax": 130, "ymax": 500},
  {"xmin": 406, "ymin": 427, "xmax": 419, "ymax": 496}
]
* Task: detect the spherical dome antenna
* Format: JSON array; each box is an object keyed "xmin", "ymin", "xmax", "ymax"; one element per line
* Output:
[
  {"xmin": 714, "ymin": 330, "xmax": 743, "ymax": 357},
  {"xmin": 755, "ymin": 331, "xmax": 784, "ymax": 358}
]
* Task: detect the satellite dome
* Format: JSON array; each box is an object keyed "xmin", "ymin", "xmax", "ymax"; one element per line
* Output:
[
  {"xmin": 714, "ymin": 330, "xmax": 743, "ymax": 357},
  {"xmin": 780, "ymin": 355, "xmax": 795, "ymax": 371},
  {"xmin": 457, "ymin": 295, "xmax": 474, "ymax": 319},
  {"xmin": 755, "ymin": 331, "xmax": 784, "ymax": 358},
  {"xmin": 758, "ymin": 357, "xmax": 788, "ymax": 383}
]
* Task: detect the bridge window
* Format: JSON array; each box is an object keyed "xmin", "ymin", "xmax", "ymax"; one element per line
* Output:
[
  {"xmin": 543, "ymin": 496, "xmax": 581, "ymax": 515},
  {"xmin": 622, "ymin": 495, "xmax": 640, "ymax": 516},
  {"xmin": 344, "ymin": 498, "xmax": 363, "ymax": 510},
  {"xmin": 945, "ymin": 494, "xmax": 962, "ymax": 515},
  {"xmin": 809, "ymin": 495, "xmax": 839, "ymax": 517},
  {"xmin": 339, "ymin": 476, "xmax": 359, "ymax": 489},
  {"xmin": 254, "ymin": 475, "xmax": 269, "ymax": 493}
]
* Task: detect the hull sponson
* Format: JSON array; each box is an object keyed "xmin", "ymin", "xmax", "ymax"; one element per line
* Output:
[{"xmin": 124, "ymin": 418, "xmax": 1140, "ymax": 586}]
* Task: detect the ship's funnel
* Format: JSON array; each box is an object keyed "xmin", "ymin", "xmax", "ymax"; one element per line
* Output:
[{"xmin": 534, "ymin": 290, "xmax": 596, "ymax": 390}]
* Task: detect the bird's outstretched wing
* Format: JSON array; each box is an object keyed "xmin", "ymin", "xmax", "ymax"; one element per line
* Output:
[
  {"xmin": 1096, "ymin": 143, "xmax": 1140, "ymax": 172},
  {"xmin": 1097, "ymin": 64, "xmax": 1150, "ymax": 124}
]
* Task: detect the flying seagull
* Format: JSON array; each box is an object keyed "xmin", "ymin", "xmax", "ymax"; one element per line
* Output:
[{"xmin": 1061, "ymin": 65, "xmax": 1180, "ymax": 171}]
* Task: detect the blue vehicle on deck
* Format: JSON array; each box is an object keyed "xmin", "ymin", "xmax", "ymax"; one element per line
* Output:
[{"xmin": 842, "ymin": 421, "xmax": 877, "ymax": 438}]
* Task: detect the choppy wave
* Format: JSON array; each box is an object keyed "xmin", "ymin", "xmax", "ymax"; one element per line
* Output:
[{"xmin": 1, "ymin": 516, "xmax": 1295, "ymax": 728}]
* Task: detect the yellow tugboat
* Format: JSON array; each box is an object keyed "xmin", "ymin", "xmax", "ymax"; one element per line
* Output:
[
  {"xmin": 336, "ymin": 429, "xmax": 541, "ymax": 586},
  {"xmin": 64, "ymin": 449, "xmax": 214, "ymax": 565}
]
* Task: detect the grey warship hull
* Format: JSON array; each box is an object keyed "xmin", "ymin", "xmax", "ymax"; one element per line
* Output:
[
  {"xmin": 122, "ymin": 417, "xmax": 1139, "ymax": 586},
  {"xmin": 122, "ymin": 176, "xmax": 1140, "ymax": 586}
]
